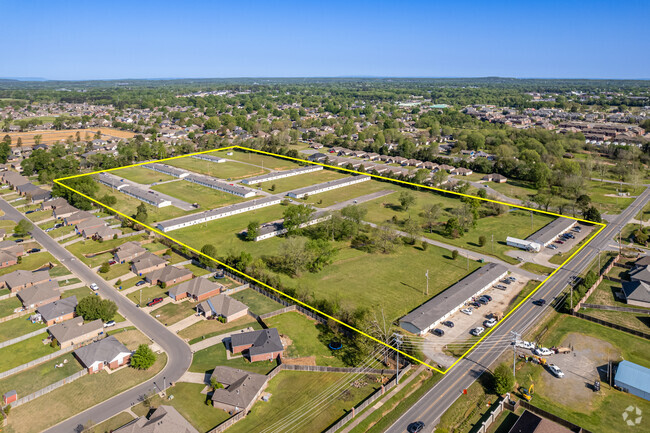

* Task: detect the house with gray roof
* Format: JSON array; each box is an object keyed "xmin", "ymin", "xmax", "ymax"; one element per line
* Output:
[
  {"xmin": 114, "ymin": 405, "xmax": 199, "ymax": 433},
  {"xmin": 37, "ymin": 295, "xmax": 77, "ymax": 325},
  {"xmin": 74, "ymin": 335, "xmax": 131, "ymax": 373},
  {"xmin": 48, "ymin": 316, "xmax": 103, "ymax": 348},
  {"xmin": 168, "ymin": 278, "xmax": 222, "ymax": 302},
  {"xmin": 526, "ymin": 217, "xmax": 577, "ymax": 248},
  {"xmin": 196, "ymin": 294, "xmax": 248, "ymax": 321},
  {"xmin": 16, "ymin": 280, "xmax": 60, "ymax": 308},
  {"xmin": 2, "ymin": 269, "xmax": 51, "ymax": 293},
  {"xmin": 131, "ymin": 252, "xmax": 167, "ymax": 276},
  {"xmin": 210, "ymin": 366, "xmax": 269, "ymax": 413},
  {"xmin": 145, "ymin": 265, "xmax": 193, "ymax": 287},
  {"xmin": 622, "ymin": 280, "xmax": 650, "ymax": 308},
  {"xmin": 230, "ymin": 328, "xmax": 284, "ymax": 362},
  {"xmin": 114, "ymin": 241, "xmax": 147, "ymax": 263}
]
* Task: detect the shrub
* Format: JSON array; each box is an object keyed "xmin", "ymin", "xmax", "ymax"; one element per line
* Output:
[{"xmin": 130, "ymin": 344, "xmax": 156, "ymax": 370}]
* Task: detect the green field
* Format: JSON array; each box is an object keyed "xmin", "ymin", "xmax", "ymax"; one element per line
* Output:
[
  {"xmin": 166, "ymin": 156, "xmax": 270, "ymax": 180},
  {"xmin": 212, "ymin": 149, "xmax": 300, "ymax": 170},
  {"xmin": 257, "ymin": 169, "xmax": 349, "ymax": 193},
  {"xmin": 587, "ymin": 180, "xmax": 641, "ymax": 214},
  {"xmin": 190, "ymin": 340, "xmax": 278, "ymax": 375},
  {"xmin": 113, "ymin": 165, "xmax": 175, "ymax": 184},
  {"xmin": 26, "ymin": 209, "xmax": 52, "ymax": 223},
  {"xmin": 61, "ymin": 286, "xmax": 94, "ymax": 301},
  {"xmin": 99, "ymin": 262, "xmax": 131, "ymax": 281},
  {"xmin": 0, "ymin": 333, "xmax": 58, "ymax": 373},
  {"xmin": 0, "ymin": 351, "xmax": 83, "ymax": 397},
  {"xmin": 0, "ymin": 316, "xmax": 47, "ymax": 343},
  {"xmin": 264, "ymin": 311, "xmax": 346, "ymax": 366},
  {"xmin": 489, "ymin": 179, "xmax": 538, "ymax": 201},
  {"xmin": 226, "ymin": 371, "xmax": 381, "ymax": 433},
  {"xmin": 230, "ymin": 288, "xmax": 283, "ymax": 315},
  {"xmin": 181, "ymin": 315, "xmax": 262, "ymax": 343},
  {"xmin": 520, "ymin": 262, "xmax": 555, "ymax": 275},
  {"xmin": 150, "ymin": 300, "xmax": 196, "ymax": 325},
  {"xmin": 151, "ymin": 180, "xmax": 251, "ymax": 210}
]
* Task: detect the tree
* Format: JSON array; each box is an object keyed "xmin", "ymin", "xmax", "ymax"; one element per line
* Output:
[
  {"xmin": 100, "ymin": 194, "xmax": 117, "ymax": 206},
  {"xmin": 13, "ymin": 219, "xmax": 33, "ymax": 237},
  {"xmin": 245, "ymin": 221, "xmax": 260, "ymax": 241},
  {"xmin": 283, "ymin": 204, "xmax": 315, "ymax": 234},
  {"xmin": 451, "ymin": 250, "xmax": 459, "ymax": 260},
  {"xmin": 402, "ymin": 218, "xmax": 420, "ymax": 244},
  {"xmin": 493, "ymin": 363, "xmax": 514, "ymax": 395},
  {"xmin": 444, "ymin": 217, "xmax": 463, "ymax": 238},
  {"xmin": 341, "ymin": 205, "xmax": 367, "ymax": 225},
  {"xmin": 584, "ymin": 206, "xmax": 602, "ymax": 223},
  {"xmin": 576, "ymin": 194, "xmax": 591, "ymax": 213},
  {"xmin": 199, "ymin": 244, "xmax": 217, "ymax": 267},
  {"xmin": 134, "ymin": 202, "xmax": 148, "ymax": 223},
  {"xmin": 478, "ymin": 235, "xmax": 486, "ymax": 247},
  {"xmin": 130, "ymin": 344, "xmax": 157, "ymax": 370},
  {"xmin": 99, "ymin": 262, "xmax": 110, "ymax": 274},
  {"xmin": 76, "ymin": 296, "xmax": 118, "ymax": 322},
  {"xmin": 422, "ymin": 203, "xmax": 442, "ymax": 232},
  {"xmin": 398, "ymin": 191, "xmax": 415, "ymax": 211}
]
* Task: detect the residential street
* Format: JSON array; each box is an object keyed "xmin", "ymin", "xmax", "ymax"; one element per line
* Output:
[{"xmin": 0, "ymin": 198, "xmax": 193, "ymax": 433}]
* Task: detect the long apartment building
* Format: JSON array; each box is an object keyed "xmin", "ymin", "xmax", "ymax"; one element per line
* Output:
[
  {"xmin": 143, "ymin": 163, "xmax": 189, "ymax": 178},
  {"xmin": 286, "ymin": 175, "xmax": 371, "ymax": 199},
  {"xmin": 191, "ymin": 154, "xmax": 226, "ymax": 163},
  {"xmin": 97, "ymin": 173, "xmax": 172, "ymax": 208},
  {"xmin": 241, "ymin": 165, "xmax": 323, "ymax": 185},
  {"xmin": 185, "ymin": 174, "xmax": 257, "ymax": 198},
  {"xmin": 156, "ymin": 196, "xmax": 282, "ymax": 232}
]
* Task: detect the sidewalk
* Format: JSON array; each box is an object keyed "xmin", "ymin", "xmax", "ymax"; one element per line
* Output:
[{"xmin": 167, "ymin": 313, "xmax": 203, "ymax": 333}]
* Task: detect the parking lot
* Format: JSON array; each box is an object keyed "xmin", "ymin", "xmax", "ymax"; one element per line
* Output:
[
  {"xmin": 421, "ymin": 272, "xmax": 532, "ymax": 369},
  {"xmin": 507, "ymin": 223, "xmax": 592, "ymax": 267}
]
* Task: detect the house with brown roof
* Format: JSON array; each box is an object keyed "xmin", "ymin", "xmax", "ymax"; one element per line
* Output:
[
  {"xmin": 230, "ymin": 328, "xmax": 284, "ymax": 362},
  {"xmin": 145, "ymin": 265, "xmax": 193, "ymax": 287},
  {"xmin": 1, "ymin": 171, "xmax": 29, "ymax": 188},
  {"xmin": 64, "ymin": 210, "xmax": 94, "ymax": 226},
  {"xmin": 451, "ymin": 167, "xmax": 473, "ymax": 176},
  {"xmin": 1, "ymin": 269, "xmax": 51, "ymax": 292},
  {"xmin": 131, "ymin": 252, "xmax": 167, "ymax": 276},
  {"xmin": 41, "ymin": 197, "xmax": 68, "ymax": 211},
  {"xmin": 85, "ymin": 225, "xmax": 122, "ymax": 241},
  {"xmin": 16, "ymin": 280, "xmax": 60, "ymax": 308},
  {"xmin": 482, "ymin": 173, "xmax": 508, "ymax": 183},
  {"xmin": 75, "ymin": 217, "xmax": 106, "ymax": 235},
  {"xmin": 114, "ymin": 241, "xmax": 147, "ymax": 263},
  {"xmin": 52, "ymin": 204, "xmax": 78, "ymax": 219},
  {"xmin": 0, "ymin": 250, "xmax": 18, "ymax": 269},
  {"xmin": 196, "ymin": 294, "xmax": 248, "ymax": 321},
  {"xmin": 48, "ymin": 316, "xmax": 103, "ymax": 348},
  {"xmin": 210, "ymin": 366, "xmax": 269, "ymax": 413},
  {"xmin": 168, "ymin": 278, "xmax": 222, "ymax": 302},
  {"xmin": 0, "ymin": 240, "xmax": 24, "ymax": 257}
]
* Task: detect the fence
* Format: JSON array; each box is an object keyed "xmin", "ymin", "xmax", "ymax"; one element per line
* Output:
[
  {"xmin": 572, "ymin": 311, "xmax": 650, "ymax": 340},
  {"xmin": 471, "ymin": 397, "xmax": 506, "ymax": 433},
  {"xmin": 207, "ymin": 411, "xmax": 246, "ymax": 433},
  {"xmin": 117, "ymin": 229, "xmax": 146, "ymax": 239},
  {"xmin": 0, "ymin": 307, "xmax": 34, "ymax": 324},
  {"xmin": 519, "ymin": 401, "xmax": 593, "ymax": 433},
  {"xmin": 9, "ymin": 369, "xmax": 88, "ymax": 408},
  {"xmin": 0, "ymin": 292, "xmax": 14, "ymax": 302},
  {"xmin": 580, "ymin": 303, "xmax": 650, "ymax": 314},
  {"xmin": 574, "ymin": 254, "xmax": 620, "ymax": 312},
  {"xmin": 221, "ymin": 283, "xmax": 249, "ymax": 296},
  {"xmin": 280, "ymin": 363, "xmax": 397, "ymax": 375},
  {"xmin": 0, "ymin": 328, "xmax": 44, "ymax": 349},
  {"xmin": 0, "ymin": 345, "xmax": 76, "ymax": 380},
  {"xmin": 257, "ymin": 305, "xmax": 296, "ymax": 321}
]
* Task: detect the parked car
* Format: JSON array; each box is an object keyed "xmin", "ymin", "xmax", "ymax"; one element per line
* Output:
[
  {"xmin": 14, "ymin": 239, "xmax": 23, "ymax": 243},
  {"xmin": 556, "ymin": 240, "xmax": 564, "ymax": 244},
  {"xmin": 516, "ymin": 340, "xmax": 535, "ymax": 350},
  {"xmin": 548, "ymin": 364, "xmax": 565, "ymax": 378},
  {"xmin": 25, "ymin": 210, "xmax": 35, "ymax": 215},
  {"xmin": 103, "ymin": 320, "xmax": 116, "ymax": 328},
  {"xmin": 477, "ymin": 297, "xmax": 489, "ymax": 305},
  {"xmin": 28, "ymin": 248, "xmax": 40, "ymax": 253},
  {"xmin": 108, "ymin": 260, "xmax": 117, "ymax": 265},
  {"xmin": 533, "ymin": 299, "xmax": 546, "ymax": 306},
  {"xmin": 147, "ymin": 297, "xmax": 163, "ymax": 307},
  {"xmin": 471, "ymin": 327, "xmax": 485, "ymax": 336},
  {"xmin": 461, "ymin": 308, "xmax": 473, "ymax": 315},
  {"xmin": 471, "ymin": 301, "xmax": 482, "ymax": 308},
  {"xmin": 90, "ymin": 283, "xmax": 99, "ymax": 291},
  {"xmin": 442, "ymin": 321, "xmax": 454, "ymax": 328},
  {"xmin": 45, "ymin": 227, "xmax": 54, "ymax": 232},
  {"xmin": 495, "ymin": 284, "xmax": 507, "ymax": 290},
  {"xmin": 135, "ymin": 280, "xmax": 146, "ymax": 286},
  {"xmin": 482, "ymin": 295, "xmax": 493, "ymax": 302},
  {"xmin": 547, "ymin": 244, "xmax": 558, "ymax": 250},
  {"xmin": 483, "ymin": 318, "xmax": 498, "ymax": 328},
  {"xmin": 54, "ymin": 223, "xmax": 63, "ymax": 228},
  {"xmin": 533, "ymin": 347, "xmax": 554, "ymax": 356},
  {"xmin": 432, "ymin": 328, "xmax": 445, "ymax": 337},
  {"xmin": 407, "ymin": 421, "xmax": 426, "ymax": 433}
]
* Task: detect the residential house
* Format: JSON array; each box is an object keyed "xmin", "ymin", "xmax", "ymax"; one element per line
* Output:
[
  {"xmin": 230, "ymin": 328, "xmax": 284, "ymax": 362},
  {"xmin": 168, "ymin": 278, "xmax": 222, "ymax": 302},
  {"xmin": 621, "ymin": 280, "xmax": 650, "ymax": 308},
  {"xmin": 48, "ymin": 316, "xmax": 103, "ymax": 348},
  {"xmin": 16, "ymin": 280, "xmax": 60, "ymax": 308},
  {"xmin": 210, "ymin": 366, "xmax": 269, "ymax": 413},
  {"xmin": 131, "ymin": 252, "xmax": 167, "ymax": 276},
  {"xmin": 52, "ymin": 204, "xmax": 78, "ymax": 219},
  {"xmin": 64, "ymin": 210, "xmax": 94, "ymax": 226},
  {"xmin": 37, "ymin": 295, "xmax": 77, "ymax": 325},
  {"xmin": 196, "ymin": 294, "xmax": 248, "ymax": 321},
  {"xmin": 450, "ymin": 167, "xmax": 473, "ymax": 176},
  {"xmin": 114, "ymin": 241, "xmax": 147, "ymax": 263},
  {"xmin": 482, "ymin": 173, "xmax": 508, "ymax": 183},
  {"xmin": 113, "ymin": 405, "xmax": 199, "ymax": 433},
  {"xmin": 86, "ymin": 225, "xmax": 122, "ymax": 241},
  {"xmin": 145, "ymin": 265, "xmax": 193, "ymax": 287},
  {"xmin": 1, "ymin": 171, "xmax": 29, "ymax": 188},
  {"xmin": 74, "ymin": 336, "xmax": 132, "ymax": 374},
  {"xmin": 41, "ymin": 197, "xmax": 68, "ymax": 211},
  {"xmin": 0, "ymin": 250, "xmax": 17, "ymax": 269},
  {"xmin": 1, "ymin": 269, "xmax": 51, "ymax": 292},
  {"xmin": 75, "ymin": 216, "xmax": 106, "ymax": 235},
  {"xmin": 0, "ymin": 240, "xmax": 24, "ymax": 257}
]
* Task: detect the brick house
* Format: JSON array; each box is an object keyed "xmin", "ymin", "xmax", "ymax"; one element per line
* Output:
[
  {"xmin": 145, "ymin": 265, "xmax": 193, "ymax": 286},
  {"xmin": 196, "ymin": 294, "xmax": 248, "ymax": 322},
  {"xmin": 74, "ymin": 336, "xmax": 132, "ymax": 373},
  {"xmin": 37, "ymin": 295, "xmax": 77, "ymax": 326},
  {"xmin": 167, "ymin": 278, "xmax": 222, "ymax": 302},
  {"xmin": 131, "ymin": 252, "xmax": 167, "ymax": 276},
  {"xmin": 230, "ymin": 328, "xmax": 284, "ymax": 362},
  {"xmin": 114, "ymin": 241, "xmax": 147, "ymax": 263},
  {"xmin": 48, "ymin": 316, "xmax": 103, "ymax": 348},
  {"xmin": 1, "ymin": 269, "xmax": 51, "ymax": 292},
  {"xmin": 16, "ymin": 280, "xmax": 60, "ymax": 308}
]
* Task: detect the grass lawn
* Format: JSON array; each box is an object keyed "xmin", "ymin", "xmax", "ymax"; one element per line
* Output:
[
  {"xmin": 66, "ymin": 235, "xmax": 144, "ymax": 266},
  {"xmin": 0, "ymin": 351, "xmax": 82, "ymax": 397},
  {"xmin": 227, "ymin": 371, "xmax": 381, "ymax": 433},
  {"xmin": 489, "ymin": 179, "xmax": 538, "ymax": 202},
  {"xmin": 506, "ymin": 280, "xmax": 541, "ymax": 314},
  {"xmin": 0, "ymin": 333, "xmax": 58, "ymax": 373},
  {"xmin": 587, "ymin": 180, "xmax": 640, "ymax": 214},
  {"xmin": 99, "ymin": 262, "xmax": 131, "ymax": 281},
  {"xmin": 183, "ymin": 262, "xmax": 211, "ymax": 276},
  {"xmin": 230, "ymin": 288, "xmax": 282, "ymax": 315},
  {"xmin": 264, "ymin": 311, "xmax": 346, "ymax": 367},
  {"xmin": 61, "ymin": 286, "xmax": 94, "ymax": 301},
  {"xmin": 112, "ymin": 328, "xmax": 152, "ymax": 351},
  {"xmin": 0, "ymin": 251, "xmax": 62, "ymax": 276},
  {"xmin": 0, "ymin": 296, "xmax": 22, "ymax": 318},
  {"xmin": 150, "ymin": 300, "xmax": 196, "ymax": 325},
  {"xmin": 579, "ymin": 308, "xmax": 650, "ymax": 334},
  {"xmin": 132, "ymin": 382, "xmax": 231, "ymax": 432},
  {"xmin": 520, "ymin": 262, "xmax": 555, "ymax": 275},
  {"xmin": 142, "ymin": 241, "xmax": 168, "ymax": 253},
  {"xmin": 151, "ymin": 180, "xmax": 252, "ymax": 210},
  {"xmin": 635, "ymin": 201, "xmax": 650, "ymax": 222},
  {"xmin": 49, "ymin": 264, "xmax": 72, "ymax": 277},
  {"xmin": 303, "ymin": 176, "xmax": 397, "ymax": 207},
  {"xmin": 182, "ymin": 315, "xmax": 262, "ymax": 343},
  {"xmin": 0, "ymin": 288, "xmax": 9, "ymax": 296},
  {"xmin": 5, "ymin": 354, "xmax": 166, "ymax": 433},
  {"xmin": 436, "ymin": 379, "xmax": 498, "ymax": 433},
  {"xmin": 47, "ymin": 224, "xmax": 76, "ymax": 238},
  {"xmin": 26, "ymin": 209, "xmax": 52, "ymax": 223},
  {"xmin": 190, "ymin": 340, "xmax": 278, "ymax": 375},
  {"xmin": 166, "ymin": 156, "xmax": 271, "ymax": 180},
  {"xmin": 127, "ymin": 285, "xmax": 168, "ymax": 306},
  {"xmin": 112, "ymin": 165, "xmax": 175, "ymax": 184},
  {"xmin": 212, "ymin": 149, "xmax": 300, "ymax": 171},
  {"xmin": 256, "ymin": 169, "xmax": 349, "ymax": 193},
  {"xmin": 58, "ymin": 277, "xmax": 81, "ymax": 287},
  {"xmin": 85, "ymin": 412, "xmax": 135, "ymax": 433},
  {"xmin": 0, "ymin": 316, "xmax": 47, "ymax": 343},
  {"xmin": 115, "ymin": 275, "xmax": 144, "ymax": 289}
]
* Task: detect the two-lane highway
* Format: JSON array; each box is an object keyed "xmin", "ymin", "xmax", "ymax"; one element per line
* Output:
[
  {"xmin": 386, "ymin": 187, "xmax": 650, "ymax": 432},
  {"xmin": 0, "ymin": 198, "xmax": 193, "ymax": 433}
]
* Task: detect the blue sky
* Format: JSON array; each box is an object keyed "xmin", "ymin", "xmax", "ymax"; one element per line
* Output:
[{"xmin": 1, "ymin": 0, "xmax": 648, "ymax": 80}]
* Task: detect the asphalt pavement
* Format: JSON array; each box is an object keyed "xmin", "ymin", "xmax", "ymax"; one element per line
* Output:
[
  {"xmin": 385, "ymin": 187, "xmax": 650, "ymax": 433},
  {"xmin": 0, "ymin": 198, "xmax": 193, "ymax": 433}
]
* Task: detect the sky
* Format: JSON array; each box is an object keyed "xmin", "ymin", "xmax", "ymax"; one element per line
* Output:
[{"xmin": 1, "ymin": 0, "xmax": 648, "ymax": 80}]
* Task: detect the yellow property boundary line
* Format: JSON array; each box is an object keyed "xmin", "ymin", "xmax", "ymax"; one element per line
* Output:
[{"xmin": 54, "ymin": 145, "xmax": 606, "ymax": 374}]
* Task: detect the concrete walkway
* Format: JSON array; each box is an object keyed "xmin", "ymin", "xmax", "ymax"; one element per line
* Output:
[
  {"xmin": 167, "ymin": 313, "xmax": 204, "ymax": 333},
  {"xmin": 189, "ymin": 326, "xmax": 256, "ymax": 352},
  {"xmin": 177, "ymin": 371, "xmax": 210, "ymax": 384}
]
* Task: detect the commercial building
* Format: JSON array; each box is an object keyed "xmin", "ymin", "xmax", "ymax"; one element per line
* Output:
[
  {"xmin": 399, "ymin": 263, "xmax": 509, "ymax": 335},
  {"xmin": 240, "ymin": 165, "xmax": 323, "ymax": 185},
  {"xmin": 615, "ymin": 360, "xmax": 650, "ymax": 401},
  {"xmin": 286, "ymin": 175, "xmax": 370, "ymax": 199},
  {"xmin": 156, "ymin": 196, "xmax": 282, "ymax": 232},
  {"xmin": 526, "ymin": 217, "xmax": 577, "ymax": 248},
  {"xmin": 506, "ymin": 236, "xmax": 542, "ymax": 253}
]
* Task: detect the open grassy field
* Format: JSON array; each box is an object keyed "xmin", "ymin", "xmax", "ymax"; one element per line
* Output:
[
  {"xmin": 61, "ymin": 286, "xmax": 94, "ymax": 301},
  {"xmin": 264, "ymin": 311, "xmax": 347, "ymax": 366},
  {"xmin": 226, "ymin": 370, "xmax": 381, "ymax": 433},
  {"xmin": 489, "ymin": 179, "xmax": 538, "ymax": 201},
  {"xmin": 151, "ymin": 180, "xmax": 252, "ymax": 210},
  {"xmin": 150, "ymin": 300, "xmax": 196, "ymax": 325},
  {"xmin": 181, "ymin": 315, "xmax": 262, "ymax": 343},
  {"xmin": 588, "ymin": 180, "xmax": 641, "ymax": 214},
  {"xmin": 190, "ymin": 340, "xmax": 278, "ymax": 375},
  {"xmin": 112, "ymin": 166, "xmax": 175, "ymax": 184},
  {"xmin": 212, "ymin": 149, "xmax": 300, "ymax": 170},
  {"xmin": 5, "ymin": 353, "xmax": 166, "ymax": 433},
  {"xmin": 256, "ymin": 169, "xmax": 349, "ymax": 193},
  {"xmin": 166, "ymin": 156, "xmax": 269, "ymax": 180},
  {"xmin": 0, "ymin": 351, "xmax": 82, "ymax": 397},
  {"xmin": 0, "ymin": 316, "xmax": 47, "ymax": 343},
  {"xmin": 0, "ymin": 333, "xmax": 58, "ymax": 373},
  {"xmin": 131, "ymin": 382, "xmax": 231, "ymax": 432},
  {"xmin": 5, "ymin": 127, "xmax": 136, "ymax": 147},
  {"xmin": 230, "ymin": 288, "xmax": 283, "ymax": 315}
]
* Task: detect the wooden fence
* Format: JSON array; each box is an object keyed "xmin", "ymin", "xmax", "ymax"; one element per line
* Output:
[{"xmin": 572, "ymin": 311, "xmax": 650, "ymax": 340}]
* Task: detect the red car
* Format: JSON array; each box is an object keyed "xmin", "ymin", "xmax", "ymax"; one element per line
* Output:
[
  {"xmin": 108, "ymin": 260, "xmax": 117, "ymax": 265},
  {"xmin": 147, "ymin": 297, "xmax": 163, "ymax": 307}
]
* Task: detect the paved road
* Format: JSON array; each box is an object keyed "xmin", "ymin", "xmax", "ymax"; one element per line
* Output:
[
  {"xmin": 385, "ymin": 187, "xmax": 650, "ymax": 433},
  {"xmin": 0, "ymin": 198, "xmax": 193, "ymax": 433}
]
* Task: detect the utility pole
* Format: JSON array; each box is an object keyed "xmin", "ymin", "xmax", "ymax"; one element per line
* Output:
[
  {"xmin": 466, "ymin": 251, "xmax": 469, "ymax": 271},
  {"xmin": 140, "ymin": 289, "xmax": 142, "ymax": 306},
  {"xmin": 392, "ymin": 333, "xmax": 403, "ymax": 385},
  {"xmin": 511, "ymin": 331, "xmax": 520, "ymax": 379},
  {"xmin": 530, "ymin": 211, "xmax": 533, "ymax": 231},
  {"xmin": 491, "ymin": 234, "xmax": 494, "ymax": 254},
  {"xmin": 425, "ymin": 270, "xmax": 429, "ymax": 296}
]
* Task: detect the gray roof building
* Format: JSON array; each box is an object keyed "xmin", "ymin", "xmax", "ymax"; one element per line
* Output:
[
  {"xmin": 48, "ymin": 316, "xmax": 103, "ymax": 346},
  {"xmin": 622, "ymin": 280, "xmax": 650, "ymax": 307},
  {"xmin": 1, "ymin": 269, "xmax": 50, "ymax": 291},
  {"xmin": 74, "ymin": 335, "xmax": 131, "ymax": 369},
  {"xmin": 143, "ymin": 163, "xmax": 190, "ymax": 179},
  {"xmin": 16, "ymin": 280, "xmax": 60, "ymax": 308},
  {"xmin": 286, "ymin": 175, "xmax": 370, "ymax": 199},
  {"xmin": 230, "ymin": 328, "xmax": 284, "ymax": 357},
  {"xmin": 114, "ymin": 241, "xmax": 147, "ymax": 263},
  {"xmin": 196, "ymin": 294, "xmax": 248, "ymax": 318},
  {"xmin": 210, "ymin": 366, "xmax": 268, "ymax": 413},
  {"xmin": 241, "ymin": 165, "xmax": 323, "ymax": 185},
  {"xmin": 114, "ymin": 405, "xmax": 199, "ymax": 433},
  {"xmin": 38, "ymin": 295, "xmax": 77, "ymax": 323},
  {"xmin": 526, "ymin": 217, "xmax": 577, "ymax": 247},
  {"xmin": 191, "ymin": 154, "xmax": 226, "ymax": 163}
]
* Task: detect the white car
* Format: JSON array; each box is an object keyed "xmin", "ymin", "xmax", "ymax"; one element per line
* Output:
[
  {"xmin": 90, "ymin": 283, "xmax": 99, "ymax": 291},
  {"xmin": 516, "ymin": 340, "xmax": 535, "ymax": 350},
  {"xmin": 483, "ymin": 318, "xmax": 498, "ymax": 328},
  {"xmin": 548, "ymin": 364, "xmax": 564, "ymax": 378},
  {"xmin": 103, "ymin": 320, "xmax": 116, "ymax": 328},
  {"xmin": 533, "ymin": 347, "xmax": 554, "ymax": 356},
  {"xmin": 471, "ymin": 327, "xmax": 485, "ymax": 336},
  {"xmin": 461, "ymin": 308, "xmax": 473, "ymax": 315}
]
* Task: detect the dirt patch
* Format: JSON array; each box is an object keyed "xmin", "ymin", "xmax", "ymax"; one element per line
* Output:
[
  {"xmin": 282, "ymin": 356, "xmax": 317, "ymax": 366},
  {"xmin": 539, "ymin": 333, "xmax": 619, "ymax": 410}
]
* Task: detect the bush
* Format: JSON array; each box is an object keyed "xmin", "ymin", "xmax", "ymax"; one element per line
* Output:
[
  {"xmin": 130, "ymin": 344, "xmax": 157, "ymax": 370},
  {"xmin": 421, "ymin": 240, "xmax": 428, "ymax": 251},
  {"xmin": 478, "ymin": 235, "xmax": 486, "ymax": 247},
  {"xmin": 493, "ymin": 363, "xmax": 514, "ymax": 395},
  {"xmin": 452, "ymin": 250, "xmax": 459, "ymax": 260},
  {"xmin": 99, "ymin": 262, "xmax": 110, "ymax": 274}
]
